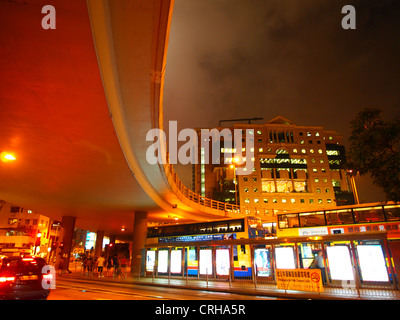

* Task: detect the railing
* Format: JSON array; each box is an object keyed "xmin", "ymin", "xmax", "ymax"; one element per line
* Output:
[{"xmin": 164, "ymin": 163, "xmax": 240, "ymax": 214}]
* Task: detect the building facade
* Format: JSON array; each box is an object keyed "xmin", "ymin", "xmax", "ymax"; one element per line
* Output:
[
  {"xmin": 0, "ymin": 199, "xmax": 61, "ymax": 257},
  {"xmin": 193, "ymin": 116, "xmax": 356, "ymax": 222}
]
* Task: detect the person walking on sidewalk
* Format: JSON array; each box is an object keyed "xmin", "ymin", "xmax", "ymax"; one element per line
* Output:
[
  {"xmin": 120, "ymin": 256, "xmax": 128, "ymax": 279},
  {"xmin": 97, "ymin": 255, "xmax": 105, "ymax": 277}
]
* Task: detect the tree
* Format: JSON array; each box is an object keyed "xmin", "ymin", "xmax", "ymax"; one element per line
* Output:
[{"xmin": 346, "ymin": 108, "xmax": 400, "ymax": 203}]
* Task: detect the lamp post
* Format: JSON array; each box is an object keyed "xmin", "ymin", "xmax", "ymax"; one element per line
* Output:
[
  {"xmin": 347, "ymin": 170, "xmax": 359, "ymax": 205},
  {"xmin": 229, "ymin": 164, "xmax": 238, "ymax": 205}
]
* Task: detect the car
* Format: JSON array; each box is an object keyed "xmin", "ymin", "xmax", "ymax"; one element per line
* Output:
[{"xmin": 0, "ymin": 256, "xmax": 51, "ymax": 300}]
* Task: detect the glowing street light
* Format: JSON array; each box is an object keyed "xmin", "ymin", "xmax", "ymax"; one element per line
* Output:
[{"xmin": 0, "ymin": 151, "xmax": 16, "ymax": 163}]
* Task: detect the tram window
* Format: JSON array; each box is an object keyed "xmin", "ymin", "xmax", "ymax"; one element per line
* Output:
[
  {"xmin": 326, "ymin": 209, "xmax": 354, "ymax": 225},
  {"xmin": 299, "ymin": 212, "xmax": 325, "ymax": 227},
  {"xmin": 354, "ymin": 207, "xmax": 385, "ymax": 223},
  {"xmin": 278, "ymin": 214, "xmax": 299, "ymax": 228},
  {"xmin": 384, "ymin": 206, "xmax": 400, "ymax": 221},
  {"xmin": 199, "ymin": 223, "xmax": 212, "ymax": 234},
  {"xmin": 213, "ymin": 222, "xmax": 229, "ymax": 233},
  {"xmin": 229, "ymin": 220, "xmax": 244, "ymax": 232},
  {"xmin": 175, "ymin": 225, "xmax": 186, "ymax": 235},
  {"xmin": 188, "ymin": 224, "xmax": 198, "ymax": 234}
]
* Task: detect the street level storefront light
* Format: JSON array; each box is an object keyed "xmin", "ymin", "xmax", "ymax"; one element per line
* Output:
[{"xmin": 0, "ymin": 151, "xmax": 16, "ymax": 163}]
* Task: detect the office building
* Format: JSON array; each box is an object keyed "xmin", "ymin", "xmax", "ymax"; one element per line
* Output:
[{"xmin": 193, "ymin": 116, "xmax": 356, "ymax": 222}]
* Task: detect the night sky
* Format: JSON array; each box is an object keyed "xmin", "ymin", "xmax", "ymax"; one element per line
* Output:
[{"xmin": 163, "ymin": 0, "xmax": 400, "ymax": 202}]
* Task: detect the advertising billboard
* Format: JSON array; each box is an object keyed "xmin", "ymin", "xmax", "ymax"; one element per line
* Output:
[
  {"xmin": 357, "ymin": 245, "xmax": 389, "ymax": 282},
  {"xmin": 146, "ymin": 250, "xmax": 155, "ymax": 272},
  {"xmin": 275, "ymin": 247, "xmax": 296, "ymax": 269},
  {"xmin": 157, "ymin": 250, "xmax": 168, "ymax": 273},
  {"xmin": 254, "ymin": 248, "xmax": 271, "ymax": 277},
  {"xmin": 199, "ymin": 249, "xmax": 212, "ymax": 275},
  {"xmin": 326, "ymin": 245, "xmax": 354, "ymax": 281},
  {"xmin": 170, "ymin": 249, "xmax": 182, "ymax": 274},
  {"xmin": 216, "ymin": 249, "xmax": 230, "ymax": 276}
]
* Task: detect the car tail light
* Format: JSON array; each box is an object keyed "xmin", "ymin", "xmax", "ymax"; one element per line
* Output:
[
  {"xmin": 42, "ymin": 274, "xmax": 53, "ymax": 281},
  {"xmin": 0, "ymin": 276, "xmax": 15, "ymax": 284}
]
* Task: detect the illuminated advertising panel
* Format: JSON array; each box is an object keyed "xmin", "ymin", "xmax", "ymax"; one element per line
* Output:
[
  {"xmin": 199, "ymin": 249, "xmax": 212, "ymax": 275},
  {"xmin": 357, "ymin": 245, "xmax": 389, "ymax": 282},
  {"xmin": 275, "ymin": 247, "xmax": 296, "ymax": 269},
  {"xmin": 170, "ymin": 249, "xmax": 182, "ymax": 274},
  {"xmin": 216, "ymin": 249, "xmax": 230, "ymax": 276},
  {"xmin": 85, "ymin": 232, "xmax": 96, "ymax": 250},
  {"xmin": 157, "ymin": 250, "xmax": 168, "ymax": 273},
  {"xmin": 326, "ymin": 246, "xmax": 354, "ymax": 281},
  {"xmin": 254, "ymin": 248, "xmax": 271, "ymax": 277},
  {"xmin": 146, "ymin": 250, "xmax": 155, "ymax": 272}
]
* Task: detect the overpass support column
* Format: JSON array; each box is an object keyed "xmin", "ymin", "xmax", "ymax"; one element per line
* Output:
[
  {"xmin": 95, "ymin": 230, "xmax": 104, "ymax": 257},
  {"xmin": 131, "ymin": 211, "xmax": 148, "ymax": 277},
  {"xmin": 60, "ymin": 216, "xmax": 76, "ymax": 272}
]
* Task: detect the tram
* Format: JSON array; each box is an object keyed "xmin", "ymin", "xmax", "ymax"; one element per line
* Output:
[
  {"xmin": 146, "ymin": 217, "xmax": 276, "ymax": 278},
  {"xmin": 276, "ymin": 203, "xmax": 400, "ymax": 280}
]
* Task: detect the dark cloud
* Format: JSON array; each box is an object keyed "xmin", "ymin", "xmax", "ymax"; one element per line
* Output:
[{"xmin": 163, "ymin": 0, "xmax": 400, "ymax": 201}]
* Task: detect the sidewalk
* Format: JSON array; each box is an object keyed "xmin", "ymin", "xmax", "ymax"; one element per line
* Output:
[{"xmin": 62, "ymin": 264, "xmax": 400, "ymax": 300}]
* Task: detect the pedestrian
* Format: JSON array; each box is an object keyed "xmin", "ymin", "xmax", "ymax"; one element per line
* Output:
[
  {"xmin": 87, "ymin": 257, "xmax": 94, "ymax": 276},
  {"xmin": 120, "ymin": 256, "xmax": 128, "ymax": 279},
  {"xmin": 97, "ymin": 255, "xmax": 105, "ymax": 277},
  {"xmin": 82, "ymin": 256, "xmax": 87, "ymax": 275},
  {"xmin": 310, "ymin": 251, "xmax": 327, "ymax": 284},
  {"xmin": 106, "ymin": 256, "xmax": 113, "ymax": 277},
  {"xmin": 113, "ymin": 255, "xmax": 120, "ymax": 278}
]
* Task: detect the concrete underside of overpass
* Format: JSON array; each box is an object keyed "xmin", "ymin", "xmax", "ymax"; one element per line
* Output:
[{"xmin": 0, "ymin": 0, "xmax": 237, "ymax": 240}]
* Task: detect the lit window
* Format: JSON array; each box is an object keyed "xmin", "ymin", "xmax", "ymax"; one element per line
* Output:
[
  {"xmin": 293, "ymin": 148, "xmax": 297, "ymax": 153},
  {"xmin": 257, "ymin": 130, "xmax": 262, "ymax": 135},
  {"xmin": 253, "ymin": 188, "xmax": 258, "ymax": 192},
  {"xmin": 254, "ymin": 198, "xmax": 259, "ymax": 203},
  {"xmin": 245, "ymin": 198, "xmax": 250, "ymax": 203},
  {"xmin": 282, "ymin": 199, "xmax": 287, "ymax": 203},
  {"xmin": 318, "ymin": 199, "xmax": 323, "ymax": 204},
  {"xmin": 263, "ymin": 198, "xmax": 268, "ymax": 203},
  {"xmin": 301, "ymin": 149, "xmax": 306, "ymax": 153},
  {"xmin": 259, "ymin": 148, "xmax": 263, "ymax": 152},
  {"xmin": 291, "ymin": 199, "xmax": 296, "ymax": 203},
  {"xmin": 244, "ymin": 187, "xmax": 249, "ymax": 193}
]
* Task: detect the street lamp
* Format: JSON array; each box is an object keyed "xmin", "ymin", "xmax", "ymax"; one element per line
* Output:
[
  {"xmin": 347, "ymin": 170, "xmax": 360, "ymax": 205},
  {"xmin": 229, "ymin": 164, "xmax": 238, "ymax": 205},
  {"xmin": 0, "ymin": 151, "xmax": 16, "ymax": 163}
]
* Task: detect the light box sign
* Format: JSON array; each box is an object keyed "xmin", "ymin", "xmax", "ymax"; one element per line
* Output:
[
  {"xmin": 199, "ymin": 249, "xmax": 212, "ymax": 275},
  {"xmin": 170, "ymin": 250, "xmax": 182, "ymax": 274},
  {"xmin": 275, "ymin": 247, "xmax": 296, "ymax": 269},
  {"xmin": 146, "ymin": 250, "xmax": 155, "ymax": 272},
  {"xmin": 159, "ymin": 233, "xmax": 236, "ymax": 243},
  {"xmin": 326, "ymin": 246, "xmax": 354, "ymax": 281},
  {"xmin": 216, "ymin": 249, "xmax": 230, "ymax": 276},
  {"xmin": 157, "ymin": 250, "xmax": 168, "ymax": 273},
  {"xmin": 254, "ymin": 248, "xmax": 271, "ymax": 277},
  {"xmin": 357, "ymin": 245, "xmax": 389, "ymax": 282}
]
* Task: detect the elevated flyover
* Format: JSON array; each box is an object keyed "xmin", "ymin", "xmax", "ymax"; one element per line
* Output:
[{"xmin": 0, "ymin": 0, "xmax": 241, "ymax": 239}]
